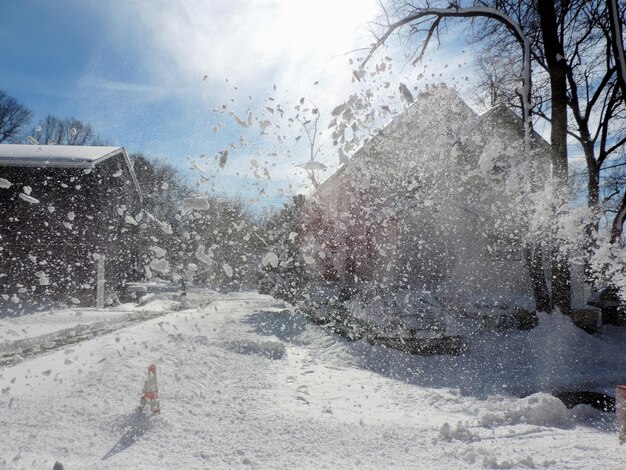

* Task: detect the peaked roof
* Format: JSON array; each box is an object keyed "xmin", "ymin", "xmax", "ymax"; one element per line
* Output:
[
  {"xmin": 315, "ymin": 87, "xmax": 549, "ymax": 198},
  {"xmin": 314, "ymin": 85, "xmax": 478, "ymax": 196},
  {"xmin": 0, "ymin": 144, "xmax": 143, "ymax": 202},
  {"xmin": 0, "ymin": 144, "xmax": 124, "ymax": 168}
]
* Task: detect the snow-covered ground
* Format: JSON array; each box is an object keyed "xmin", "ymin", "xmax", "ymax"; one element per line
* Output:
[{"xmin": 0, "ymin": 289, "xmax": 625, "ymax": 469}]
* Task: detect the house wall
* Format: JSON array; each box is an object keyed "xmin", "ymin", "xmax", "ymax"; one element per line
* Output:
[
  {"xmin": 304, "ymin": 86, "xmax": 550, "ymax": 311},
  {"xmin": 0, "ymin": 153, "xmax": 142, "ymax": 307}
]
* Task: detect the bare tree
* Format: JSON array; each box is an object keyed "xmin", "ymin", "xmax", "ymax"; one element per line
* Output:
[
  {"xmin": 473, "ymin": 1, "xmax": 626, "ymax": 303},
  {"xmin": 30, "ymin": 115, "xmax": 100, "ymax": 146},
  {"xmin": 0, "ymin": 90, "xmax": 32, "ymax": 143},
  {"xmin": 362, "ymin": 1, "xmax": 560, "ymax": 312}
]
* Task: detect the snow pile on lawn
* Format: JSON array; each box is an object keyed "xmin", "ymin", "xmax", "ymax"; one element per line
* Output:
[{"xmin": 0, "ymin": 290, "xmax": 624, "ymax": 469}]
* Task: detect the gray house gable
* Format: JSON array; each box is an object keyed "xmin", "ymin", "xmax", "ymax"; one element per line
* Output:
[{"xmin": 305, "ymin": 85, "xmax": 551, "ymax": 312}]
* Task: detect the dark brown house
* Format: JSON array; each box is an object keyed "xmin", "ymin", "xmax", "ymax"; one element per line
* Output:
[{"xmin": 0, "ymin": 144, "xmax": 143, "ymax": 309}]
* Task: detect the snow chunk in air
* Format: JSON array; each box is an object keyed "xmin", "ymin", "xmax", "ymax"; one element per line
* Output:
[
  {"xmin": 19, "ymin": 193, "xmax": 39, "ymax": 204},
  {"xmin": 182, "ymin": 197, "xmax": 210, "ymax": 213},
  {"xmin": 262, "ymin": 252, "xmax": 279, "ymax": 268},
  {"xmin": 222, "ymin": 263, "xmax": 233, "ymax": 277}
]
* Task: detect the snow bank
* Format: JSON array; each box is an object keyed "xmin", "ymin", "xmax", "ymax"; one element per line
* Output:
[{"xmin": 478, "ymin": 393, "xmax": 572, "ymax": 428}]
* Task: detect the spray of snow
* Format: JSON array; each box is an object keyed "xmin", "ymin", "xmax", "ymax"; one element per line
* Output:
[
  {"xmin": 182, "ymin": 197, "xmax": 210, "ymax": 213},
  {"xmin": 19, "ymin": 193, "xmax": 39, "ymax": 204}
]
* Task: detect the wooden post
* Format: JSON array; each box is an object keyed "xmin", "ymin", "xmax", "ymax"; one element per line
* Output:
[
  {"xmin": 618, "ymin": 385, "xmax": 626, "ymax": 443},
  {"xmin": 96, "ymin": 255, "xmax": 105, "ymax": 308}
]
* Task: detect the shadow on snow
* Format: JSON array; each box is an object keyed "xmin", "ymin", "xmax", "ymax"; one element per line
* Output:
[{"xmin": 101, "ymin": 410, "xmax": 154, "ymax": 461}]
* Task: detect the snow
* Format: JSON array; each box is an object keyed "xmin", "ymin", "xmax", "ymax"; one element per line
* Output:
[
  {"xmin": 261, "ymin": 251, "xmax": 279, "ymax": 268},
  {"xmin": 195, "ymin": 244, "xmax": 213, "ymax": 265},
  {"xmin": 0, "ymin": 289, "xmax": 625, "ymax": 469},
  {"xmin": 299, "ymin": 161, "xmax": 328, "ymax": 172},
  {"xmin": 150, "ymin": 246, "xmax": 167, "ymax": 258},
  {"xmin": 222, "ymin": 263, "xmax": 234, "ymax": 277},
  {"xmin": 0, "ymin": 144, "xmax": 124, "ymax": 168},
  {"xmin": 18, "ymin": 192, "xmax": 39, "ymax": 204},
  {"xmin": 124, "ymin": 214, "xmax": 138, "ymax": 225},
  {"xmin": 0, "ymin": 177, "xmax": 11, "ymax": 188},
  {"xmin": 181, "ymin": 197, "xmax": 210, "ymax": 213},
  {"xmin": 149, "ymin": 258, "xmax": 170, "ymax": 274}
]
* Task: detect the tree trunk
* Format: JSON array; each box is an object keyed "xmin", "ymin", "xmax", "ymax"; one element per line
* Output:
[
  {"xmin": 582, "ymin": 144, "xmax": 600, "ymax": 288},
  {"xmin": 608, "ymin": 0, "xmax": 626, "ymax": 107},
  {"xmin": 611, "ymin": 190, "xmax": 626, "ymax": 244},
  {"xmin": 538, "ymin": 0, "xmax": 572, "ymax": 315},
  {"xmin": 608, "ymin": 0, "xmax": 626, "ymax": 244},
  {"xmin": 525, "ymin": 245, "xmax": 551, "ymax": 312}
]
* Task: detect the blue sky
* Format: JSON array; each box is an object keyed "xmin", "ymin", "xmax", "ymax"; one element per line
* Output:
[
  {"xmin": 1, "ymin": 1, "xmax": 223, "ymax": 156},
  {"xmin": 0, "ymin": 0, "xmax": 487, "ymax": 208}
]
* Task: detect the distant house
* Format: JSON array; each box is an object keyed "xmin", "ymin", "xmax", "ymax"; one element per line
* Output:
[
  {"xmin": 0, "ymin": 144, "xmax": 143, "ymax": 308},
  {"xmin": 302, "ymin": 85, "xmax": 553, "ymax": 314}
]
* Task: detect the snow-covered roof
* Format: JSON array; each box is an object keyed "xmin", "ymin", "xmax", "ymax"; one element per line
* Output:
[
  {"xmin": 0, "ymin": 144, "xmax": 124, "ymax": 168},
  {"xmin": 0, "ymin": 144, "xmax": 143, "ymax": 202}
]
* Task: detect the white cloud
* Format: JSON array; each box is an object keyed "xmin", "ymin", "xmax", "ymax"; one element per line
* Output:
[
  {"xmin": 72, "ymin": 1, "xmax": 487, "ymax": 199},
  {"xmin": 88, "ymin": 0, "xmax": 379, "ymax": 100}
]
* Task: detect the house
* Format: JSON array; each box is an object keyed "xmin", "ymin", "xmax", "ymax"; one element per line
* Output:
[
  {"xmin": 301, "ymin": 85, "xmax": 553, "ymax": 316},
  {"xmin": 0, "ymin": 144, "xmax": 143, "ymax": 309}
]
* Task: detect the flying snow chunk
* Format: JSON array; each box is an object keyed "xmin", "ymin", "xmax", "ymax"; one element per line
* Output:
[
  {"xmin": 23, "ymin": 186, "xmax": 32, "ymax": 195},
  {"xmin": 0, "ymin": 178, "xmax": 12, "ymax": 189},
  {"xmin": 150, "ymin": 246, "xmax": 167, "ymax": 258},
  {"xmin": 218, "ymin": 150, "xmax": 228, "ymax": 169},
  {"xmin": 112, "ymin": 169, "xmax": 123, "ymax": 178},
  {"xmin": 229, "ymin": 111, "xmax": 252, "ymax": 128},
  {"xmin": 262, "ymin": 252, "xmax": 279, "ymax": 268},
  {"xmin": 182, "ymin": 197, "xmax": 210, "ymax": 213},
  {"xmin": 303, "ymin": 255, "xmax": 315, "ymax": 265},
  {"xmin": 150, "ymin": 258, "xmax": 170, "ymax": 273},
  {"xmin": 19, "ymin": 193, "xmax": 39, "ymax": 204},
  {"xmin": 300, "ymin": 161, "xmax": 327, "ymax": 172},
  {"xmin": 288, "ymin": 232, "xmax": 297, "ymax": 242},
  {"xmin": 190, "ymin": 160, "xmax": 205, "ymax": 173},
  {"xmin": 67, "ymin": 211, "xmax": 75, "ymax": 221},
  {"xmin": 161, "ymin": 182, "xmax": 169, "ymax": 190},
  {"xmin": 158, "ymin": 221, "xmax": 173, "ymax": 235},
  {"xmin": 125, "ymin": 214, "xmax": 138, "ymax": 225},
  {"xmin": 195, "ymin": 245, "xmax": 213, "ymax": 265},
  {"xmin": 398, "ymin": 83, "xmax": 414, "ymax": 103},
  {"xmin": 223, "ymin": 263, "xmax": 233, "ymax": 277}
]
